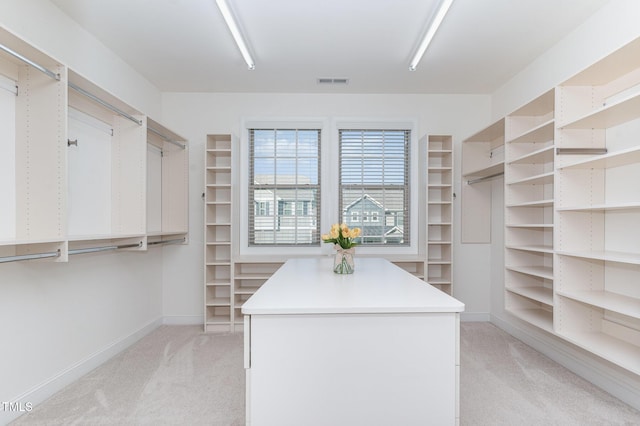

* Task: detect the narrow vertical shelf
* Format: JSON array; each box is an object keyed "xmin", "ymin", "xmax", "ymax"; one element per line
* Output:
[
  {"xmin": 427, "ymin": 135, "xmax": 453, "ymax": 295},
  {"xmin": 504, "ymin": 89, "xmax": 555, "ymax": 333},
  {"xmin": 204, "ymin": 134, "xmax": 233, "ymax": 332}
]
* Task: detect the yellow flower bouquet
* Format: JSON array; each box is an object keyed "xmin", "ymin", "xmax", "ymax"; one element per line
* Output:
[{"xmin": 322, "ymin": 223, "xmax": 361, "ymax": 274}]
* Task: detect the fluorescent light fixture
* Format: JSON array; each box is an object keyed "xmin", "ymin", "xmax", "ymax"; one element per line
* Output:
[
  {"xmin": 409, "ymin": 0, "xmax": 454, "ymax": 71},
  {"xmin": 216, "ymin": 0, "xmax": 255, "ymax": 70}
]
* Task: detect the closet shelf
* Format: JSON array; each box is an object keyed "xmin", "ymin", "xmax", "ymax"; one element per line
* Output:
[
  {"xmin": 506, "ymin": 199, "xmax": 554, "ymax": 208},
  {"xmin": 506, "ymin": 119, "xmax": 554, "ymax": 145},
  {"xmin": 506, "ymin": 285, "xmax": 553, "ymax": 306},
  {"xmin": 559, "ymin": 91, "xmax": 640, "ymax": 130},
  {"xmin": 206, "ymin": 297, "xmax": 231, "ymax": 307},
  {"xmin": 556, "ymin": 290, "xmax": 640, "ymax": 319},
  {"xmin": 556, "ymin": 250, "xmax": 640, "ymax": 265},
  {"xmin": 507, "ymin": 171, "xmax": 554, "ymax": 186},
  {"xmin": 556, "ymin": 202, "xmax": 640, "ymax": 211},
  {"xmin": 508, "ymin": 145, "xmax": 554, "ymax": 165},
  {"xmin": 463, "ymin": 162, "xmax": 504, "ymax": 179},
  {"xmin": 206, "ymin": 279, "xmax": 231, "ymax": 286},
  {"xmin": 506, "ymin": 244, "xmax": 554, "ymax": 254},
  {"xmin": 556, "ymin": 330, "xmax": 640, "ymax": 376},
  {"xmin": 427, "ymin": 260, "xmax": 452, "ymax": 265},
  {"xmin": 506, "ymin": 265, "xmax": 554, "ymax": 280},
  {"xmin": 0, "ymin": 238, "xmax": 65, "ymax": 246},
  {"xmin": 67, "ymin": 233, "xmax": 144, "ymax": 242},
  {"xmin": 506, "ymin": 308, "xmax": 553, "ymax": 333},
  {"xmin": 235, "ymin": 272, "xmax": 277, "ymax": 280},
  {"xmin": 557, "ymin": 145, "xmax": 640, "ymax": 170},
  {"xmin": 506, "ymin": 223, "xmax": 553, "ymax": 229},
  {"xmin": 206, "ymin": 260, "xmax": 231, "ymax": 266}
]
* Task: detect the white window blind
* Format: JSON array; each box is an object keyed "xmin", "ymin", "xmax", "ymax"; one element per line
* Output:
[
  {"xmin": 249, "ymin": 129, "xmax": 321, "ymax": 246},
  {"xmin": 339, "ymin": 129, "xmax": 410, "ymax": 246}
]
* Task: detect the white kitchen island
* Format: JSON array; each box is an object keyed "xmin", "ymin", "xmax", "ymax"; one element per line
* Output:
[{"xmin": 242, "ymin": 257, "xmax": 465, "ymax": 426}]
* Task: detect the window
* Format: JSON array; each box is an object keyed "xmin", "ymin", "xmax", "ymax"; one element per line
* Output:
[
  {"xmin": 255, "ymin": 201, "xmax": 269, "ymax": 216},
  {"xmin": 249, "ymin": 129, "xmax": 321, "ymax": 246},
  {"xmin": 339, "ymin": 129, "xmax": 410, "ymax": 246}
]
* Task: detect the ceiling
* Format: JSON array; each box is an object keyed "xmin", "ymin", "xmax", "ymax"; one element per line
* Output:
[{"xmin": 50, "ymin": 0, "xmax": 610, "ymax": 94}]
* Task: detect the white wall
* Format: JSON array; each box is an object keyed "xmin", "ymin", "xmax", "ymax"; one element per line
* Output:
[
  {"xmin": 0, "ymin": 0, "xmax": 161, "ymax": 118},
  {"xmin": 0, "ymin": 1, "xmax": 166, "ymax": 423},
  {"xmin": 488, "ymin": 0, "xmax": 640, "ymax": 410},
  {"xmin": 160, "ymin": 92, "xmax": 492, "ymax": 322},
  {"xmin": 492, "ymin": 0, "xmax": 640, "ymax": 120}
]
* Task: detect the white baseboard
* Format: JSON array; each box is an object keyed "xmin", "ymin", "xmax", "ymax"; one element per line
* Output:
[
  {"xmin": 460, "ymin": 312, "xmax": 490, "ymax": 322},
  {"xmin": 2, "ymin": 317, "xmax": 162, "ymax": 425},
  {"xmin": 491, "ymin": 314, "xmax": 640, "ymax": 412},
  {"xmin": 162, "ymin": 315, "xmax": 203, "ymax": 325}
]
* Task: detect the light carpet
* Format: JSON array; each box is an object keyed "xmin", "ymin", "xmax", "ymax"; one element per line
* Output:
[{"xmin": 10, "ymin": 323, "xmax": 640, "ymax": 425}]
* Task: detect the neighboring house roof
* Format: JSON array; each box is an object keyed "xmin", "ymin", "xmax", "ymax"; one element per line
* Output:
[
  {"xmin": 342, "ymin": 192, "xmax": 405, "ymax": 212},
  {"xmin": 343, "ymin": 194, "xmax": 384, "ymax": 212}
]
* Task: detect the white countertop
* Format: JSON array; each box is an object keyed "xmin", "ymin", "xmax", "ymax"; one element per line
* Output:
[{"xmin": 242, "ymin": 257, "xmax": 465, "ymax": 315}]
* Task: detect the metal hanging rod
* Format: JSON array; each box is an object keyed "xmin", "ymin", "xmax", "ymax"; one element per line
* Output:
[
  {"xmin": 68, "ymin": 82, "xmax": 142, "ymax": 126},
  {"xmin": 147, "ymin": 238, "xmax": 186, "ymax": 246},
  {"xmin": 556, "ymin": 148, "xmax": 608, "ymax": 155},
  {"xmin": 69, "ymin": 242, "xmax": 142, "ymax": 256},
  {"xmin": 148, "ymin": 126, "xmax": 185, "ymax": 150},
  {"xmin": 0, "ymin": 249, "xmax": 60, "ymax": 264},
  {"xmin": 467, "ymin": 171, "xmax": 504, "ymax": 185},
  {"xmin": 0, "ymin": 42, "xmax": 60, "ymax": 81}
]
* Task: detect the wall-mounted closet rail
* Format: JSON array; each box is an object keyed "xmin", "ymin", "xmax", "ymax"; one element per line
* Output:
[
  {"xmin": 0, "ymin": 250, "xmax": 60, "ymax": 264},
  {"xmin": 0, "ymin": 242, "xmax": 144, "ymax": 264},
  {"xmin": 148, "ymin": 126, "xmax": 185, "ymax": 149},
  {"xmin": 69, "ymin": 242, "xmax": 142, "ymax": 256},
  {"xmin": 467, "ymin": 171, "xmax": 504, "ymax": 185},
  {"xmin": 0, "ymin": 42, "xmax": 60, "ymax": 81},
  {"xmin": 147, "ymin": 238, "xmax": 185, "ymax": 246},
  {"xmin": 68, "ymin": 82, "xmax": 142, "ymax": 126},
  {"xmin": 556, "ymin": 148, "xmax": 608, "ymax": 155}
]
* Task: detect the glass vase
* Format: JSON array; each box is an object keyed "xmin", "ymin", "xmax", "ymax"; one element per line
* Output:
[{"xmin": 333, "ymin": 248, "xmax": 355, "ymax": 274}]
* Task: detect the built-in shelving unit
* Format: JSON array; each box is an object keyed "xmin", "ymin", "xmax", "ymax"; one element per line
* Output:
[
  {"xmin": 233, "ymin": 260, "xmax": 284, "ymax": 328},
  {"xmin": 0, "ymin": 28, "xmax": 188, "ymax": 265},
  {"xmin": 461, "ymin": 119, "xmax": 505, "ymax": 243},
  {"xmin": 504, "ymin": 89, "xmax": 555, "ymax": 333},
  {"xmin": 0, "ymin": 27, "xmax": 68, "ymax": 262},
  {"xmin": 554, "ymin": 37, "xmax": 640, "ymax": 375},
  {"xmin": 457, "ymin": 36, "xmax": 640, "ymax": 376},
  {"xmin": 67, "ymin": 70, "xmax": 146, "ymax": 251},
  {"xmin": 204, "ymin": 134, "xmax": 233, "ymax": 332},
  {"xmin": 427, "ymin": 135, "xmax": 453, "ymax": 294}
]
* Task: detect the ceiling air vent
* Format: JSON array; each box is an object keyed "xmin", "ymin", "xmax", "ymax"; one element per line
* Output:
[{"xmin": 317, "ymin": 78, "xmax": 349, "ymax": 85}]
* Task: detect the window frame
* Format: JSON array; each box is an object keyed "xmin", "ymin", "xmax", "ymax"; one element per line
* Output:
[
  {"xmin": 248, "ymin": 127, "xmax": 321, "ymax": 247},
  {"xmin": 240, "ymin": 119, "xmax": 330, "ymax": 257},
  {"xmin": 239, "ymin": 118, "xmax": 419, "ymax": 257},
  {"xmin": 332, "ymin": 120, "xmax": 419, "ymax": 256}
]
